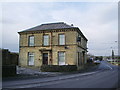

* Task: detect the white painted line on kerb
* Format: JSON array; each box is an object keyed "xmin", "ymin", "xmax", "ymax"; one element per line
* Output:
[{"xmin": 106, "ymin": 65, "xmax": 113, "ymax": 70}]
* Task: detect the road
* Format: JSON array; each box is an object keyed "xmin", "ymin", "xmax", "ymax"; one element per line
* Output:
[
  {"xmin": 2, "ymin": 61, "xmax": 120, "ymax": 89},
  {"xmin": 35, "ymin": 61, "xmax": 119, "ymax": 88}
]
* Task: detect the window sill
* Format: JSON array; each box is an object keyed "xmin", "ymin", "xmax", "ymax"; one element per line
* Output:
[
  {"xmin": 42, "ymin": 45, "xmax": 50, "ymax": 47},
  {"xmin": 28, "ymin": 65, "xmax": 34, "ymax": 66},
  {"xmin": 58, "ymin": 45, "xmax": 66, "ymax": 46},
  {"xmin": 28, "ymin": 46, "xmax": 35, "ymax": 47}
]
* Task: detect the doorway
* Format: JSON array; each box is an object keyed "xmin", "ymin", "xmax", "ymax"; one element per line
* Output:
[{"xmin": 43, "ymin": 53, "xmax": 48, "ymax": 65}]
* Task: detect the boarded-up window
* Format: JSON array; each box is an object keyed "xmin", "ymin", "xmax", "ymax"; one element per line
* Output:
[
  {"xmin": 58, "ymin": 52, "xmax": 65, "ymax": 65},
  {"xmin": 28, "ymin": 52, "xmax": 34, "ymax": 65},
  {"xmin": 43, "ymin": 35, "xmax": 49, "ymax": 46},
  {"xmin": 29, "ymin": 36, "xmax": 34, "ymax": 46},
  {"xmin": 59, "ymin": 34, "xmax": 65, "ymax": 45}
]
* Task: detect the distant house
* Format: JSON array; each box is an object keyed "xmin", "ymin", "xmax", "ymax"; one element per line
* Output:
[{"xmin": 18, "ymin": 22, "xmax": 88, "ymax": 69}]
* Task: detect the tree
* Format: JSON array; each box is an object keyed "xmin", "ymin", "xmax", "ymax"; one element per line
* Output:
[{"xmin": 112, "ymin": 50, "xmax": 114, "ymax": 59}]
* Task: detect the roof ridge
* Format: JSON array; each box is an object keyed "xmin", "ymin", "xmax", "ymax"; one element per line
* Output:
[
  {"xmin": 19, "ymin": 22, "xmax": 78, "ymax": 33},
  {"xmin": 41, "ymin": 22, "xmax": 65, "ymax": 25}
]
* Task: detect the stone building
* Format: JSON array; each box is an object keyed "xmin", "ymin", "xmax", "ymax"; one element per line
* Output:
[{"xmin": 18, "ymin": 22, "xmax": 88, "ymax": 69}]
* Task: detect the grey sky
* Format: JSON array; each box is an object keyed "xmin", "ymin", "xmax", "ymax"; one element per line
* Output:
[{"xmin": 1, "ymin": 1, "xmax": 118, "ymax": 56}]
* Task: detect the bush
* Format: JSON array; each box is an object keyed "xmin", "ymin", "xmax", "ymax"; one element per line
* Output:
[
  {"xmin": 94, "ymin": 63, "xmax": 100, "ymax": 65},
  {"xmin": 2, "ymin": 65, "xmax": 16, "ymax": 77},
  {"xmin": 40, "ymin": 65, "xmax": 77, "ymax": 72}
]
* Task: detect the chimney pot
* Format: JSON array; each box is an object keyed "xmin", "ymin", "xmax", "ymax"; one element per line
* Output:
[{"xmin": 71, "ymin": 24, "xmax": 73, "ymax": 26}]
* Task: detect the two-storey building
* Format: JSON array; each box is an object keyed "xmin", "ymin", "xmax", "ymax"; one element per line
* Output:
[{"xmin": 18, "ymin": 22, "xmax": 88, "ymax": 69}]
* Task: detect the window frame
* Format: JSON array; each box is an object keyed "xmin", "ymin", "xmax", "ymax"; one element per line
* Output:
[
  {"xmin": 77, "ymin": 34, "xmax": 81, "ymax": 46},
  {"xmin": 43, "ymin": 34, "xmax": 49, "ymax": 46},
  {"xmin": 28, "ymin": 35, "xmax": 35, "ymax": 46},
  {"xmin": 28, "ymin": 52, "xmax": 34, "ymax": 66},
  {"xmin": 58, "ymin": 51, "xmax": 65, "ymax": 65},
  {"xmin": 58, "ymin": 34, "xmax": 65, "ymax": 45}
]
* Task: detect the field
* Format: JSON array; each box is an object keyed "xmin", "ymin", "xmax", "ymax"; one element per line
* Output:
[{"xmin": 108, "ymin": 59, "xmax": 120, "ymax": 66}]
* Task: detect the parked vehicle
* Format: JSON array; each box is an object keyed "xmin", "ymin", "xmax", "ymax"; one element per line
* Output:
[{"xmin": 94, "ymin": 60, "xmax": 101, "ymax": 64}]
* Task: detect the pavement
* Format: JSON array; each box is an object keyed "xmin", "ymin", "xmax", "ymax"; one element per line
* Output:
[
  {"xmin": 3, "ymin": 66, "xmax": 64, "ymax": 81},
  {"xmin": 3, "ymin": 70, "xmax": 102, "ymax": 88},
  {"xmin": 37, "ymin": 61, "xmax": 119, "ymax": 89},
  {"xmin": 2, "ymin": 61, "xmax": 120, "ymax": 89},
  {"xmin": 17, "ymin": 66, "xmax": 62, "ymax": 75},
  {"xmin": 3, "ymin": 63, "xmax": 99, "ymax": 81}
]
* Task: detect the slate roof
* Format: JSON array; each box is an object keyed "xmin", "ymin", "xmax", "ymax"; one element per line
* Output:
[
  {"xmin": 19, "ymin": 22, "xmax": 87, "ymax": 41},
  {"xmin": 19, "ymin": 22, "xmax": 78, "ymax": 32}
]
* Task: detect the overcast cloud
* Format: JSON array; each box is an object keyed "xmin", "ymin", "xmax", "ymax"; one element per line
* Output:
[{"xmin": 1, "ymin": 2, "xmax": 118, "ymax": 56}]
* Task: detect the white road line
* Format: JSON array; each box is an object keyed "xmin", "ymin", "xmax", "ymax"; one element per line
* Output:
[{"xmin": 106, "ymin": 65, "xmax": 113, "ymax": 70}]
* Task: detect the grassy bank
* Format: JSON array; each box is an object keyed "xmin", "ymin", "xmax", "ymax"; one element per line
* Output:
[
  {"xmin": 108, "ymin": 61, "xmax": 120, "ymax": 66},
  {"xmin": 78, "ymin": 63, "xmax": 100, "ymax": 73}
]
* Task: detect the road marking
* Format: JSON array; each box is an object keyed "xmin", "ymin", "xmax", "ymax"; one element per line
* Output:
[{"xmin": 106, "ymin": 65, "xmax": 113, "ymax": 70}]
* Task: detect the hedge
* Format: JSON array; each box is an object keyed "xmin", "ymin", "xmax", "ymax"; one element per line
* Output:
[
  {"xmin": 40, "ymin": 65, "xmax": 77, "ymax": 72},
  {"xmin": 2, "ymin": 65, "xmax": 16, "ymax": 77}
]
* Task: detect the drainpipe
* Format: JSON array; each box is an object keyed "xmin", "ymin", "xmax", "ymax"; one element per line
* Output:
[
  {"xmin": 50, "ymin": 32, "xmax": 53, "ymax": 65},
  {"xmin": 18, "ymin": 33, "xmax": 20, "ymax": 66}
]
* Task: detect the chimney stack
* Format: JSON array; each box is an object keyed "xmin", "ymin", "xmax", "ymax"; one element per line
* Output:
[{"xmin": 71, "ymin": 24, "xmax": 73, "ymax": 26}]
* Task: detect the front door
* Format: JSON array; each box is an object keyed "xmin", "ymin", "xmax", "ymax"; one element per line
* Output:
[
  {"xmin": 82, "ymin": 51, "xmax": 85, "ymax": 64},
  {"xmin": 43, "ymin": 53, "xmax": 48, "ymax": 65}
]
